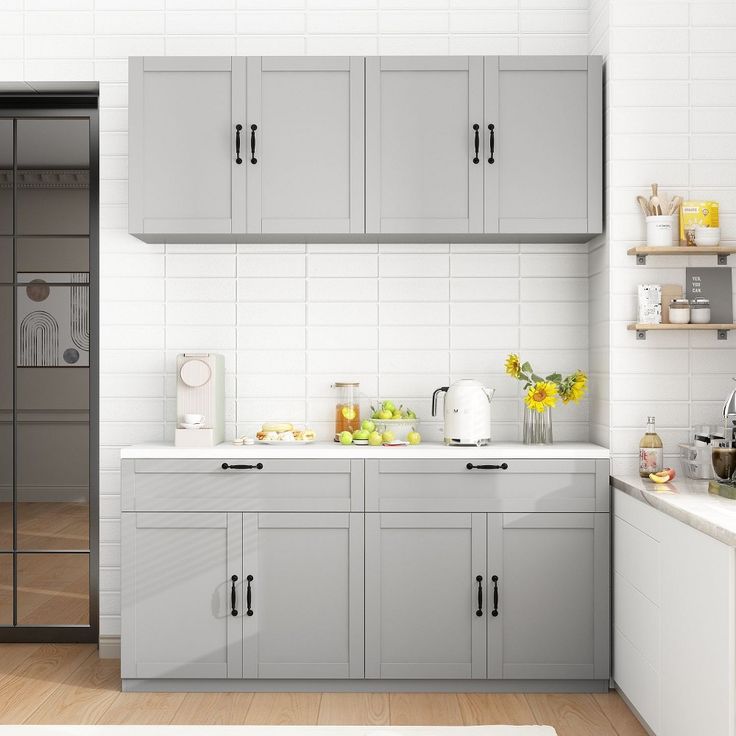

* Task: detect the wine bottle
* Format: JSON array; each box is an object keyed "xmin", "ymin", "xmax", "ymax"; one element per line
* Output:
[{"xmin": 639, "ymin": 416, "xmax": 663, "ymax": 477}]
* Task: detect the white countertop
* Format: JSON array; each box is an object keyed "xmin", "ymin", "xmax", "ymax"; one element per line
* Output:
[
  {"xmin": 121, "ymin": 441, "xmax": 610, "ymax": 460},
  {"xmin": 611, "ymin": 474, "xmax": 736, "ymax": 547}
]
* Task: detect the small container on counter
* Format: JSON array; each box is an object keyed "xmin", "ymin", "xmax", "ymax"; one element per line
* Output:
[
  {"xmin": 668, "ymin": 298, "xmax": 691, "ymax": 324},
  {"xmin": 689, "ymin": 298, "xmax": 711, "ymax": 324},
  {"xmin": 646, "ymin": 215, "xmax": 677, "ymax": 247}
]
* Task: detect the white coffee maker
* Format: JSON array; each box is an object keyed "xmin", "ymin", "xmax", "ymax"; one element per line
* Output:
[{"xmin": 175, "ymin": 353, "xmax": 225, "ymax": 447}]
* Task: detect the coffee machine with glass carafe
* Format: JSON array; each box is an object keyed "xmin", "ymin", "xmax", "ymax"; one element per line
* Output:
[{"xmin": 711, "ymin": 379, "xmax": 736, "ymax": 489}]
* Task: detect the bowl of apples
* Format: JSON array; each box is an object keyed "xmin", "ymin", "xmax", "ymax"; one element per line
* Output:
[{"xmin": 368, "ymin": 400, "xmax": 421, "ymax": 443}]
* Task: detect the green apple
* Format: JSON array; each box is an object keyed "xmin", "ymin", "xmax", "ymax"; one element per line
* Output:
[
  {"xmin": 392, "ymin": 410, "xmax": 403, "ymax": 419},
  {"xmin": 361, "ymin": 419, "xmax": 376, "ymax": 432},
  {"xmin": 371, "ymin": 410, "xmax": 381, "ymax": 419},
  {"xmin": 338, "ymin": 431, "xmax": 353, "ymax": 445},
  {"xmin": 368, "ymin": 431, "xmax": 383, "ymax": 446},
  {"xmin": 406, "ymin": 409, "xmax": 416, "ymax": 419},
  {"xmin": 382, "ymin": 430, "xmax": 395, "ymax": 443},
  {"xmin": 353, "ymin": 429, "xmax": 370, "ymax": 441},
  {"xmin": 382, "ymin": 400, "xmax": 395, "ymax": 412},
  {"xmin": 407, "ymin": 431, "xmax": 421, "ymax": 445},
  {"xmin": 378, "ymin": 409, "xmax": 393, "ymax": 420}
]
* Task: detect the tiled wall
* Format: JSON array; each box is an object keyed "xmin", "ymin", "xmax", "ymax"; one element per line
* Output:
[
  {"xmin": 598, "ymin": 1, "xmax": 736, "ymax": 475},
  {"xmin": 0, "ymin": 0, "xmax": 593, "ymax": 647}
]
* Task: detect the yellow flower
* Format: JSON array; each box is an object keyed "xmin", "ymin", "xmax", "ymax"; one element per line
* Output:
[
  {"xmin": 505, "ymin": 353, "xmax": 521, "ymax": 379},
  {"xmin": 560, "ymin": 370, "xmax": 588, "ymax": 404},
  {"xmin": 525, "ymin": 381, "xmax": 558, "ymax": 413}
]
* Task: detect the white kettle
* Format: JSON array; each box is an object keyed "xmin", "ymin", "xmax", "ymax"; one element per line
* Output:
[{"xmin": 432, "ymin": 379, "xmax": 495, "ymax": 446}]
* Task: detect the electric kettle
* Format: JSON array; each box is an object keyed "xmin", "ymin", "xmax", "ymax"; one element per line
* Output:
[{"xmin": 432, "ymin": 379, "xmax": 495, "ymax": 446}]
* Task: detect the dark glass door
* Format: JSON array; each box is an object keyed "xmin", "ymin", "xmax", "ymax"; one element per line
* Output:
[{"xmin": 1, "ymin": 110, "xmax": 96, "ymax": 640}]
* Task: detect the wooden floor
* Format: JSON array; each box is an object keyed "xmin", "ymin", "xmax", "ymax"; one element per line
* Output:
[{"xmin": 0, "ymin": 644, "xmax": 646, "ymax": 734}]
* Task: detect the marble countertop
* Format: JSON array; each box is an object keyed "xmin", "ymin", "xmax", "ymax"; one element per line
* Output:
[
  {"xmin": 611, "ymin": 474, "xmax": 736, "ymax": 547},
  {"xmin": 121, "ymin": 441, "xmax": 610, "ymax": 460}
]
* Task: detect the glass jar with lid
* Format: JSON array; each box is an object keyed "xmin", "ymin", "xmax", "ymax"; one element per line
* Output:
[
  {"xmin": 333, "ymin": 382, "xmax": 360, "ymax": 440},
  {"xmin": 690, "ymin": 298, "xmax": 711, "ymax": 324},
  {"xmin": 668, "ymin": 298, "xmax": 690, "ymax": 324}
]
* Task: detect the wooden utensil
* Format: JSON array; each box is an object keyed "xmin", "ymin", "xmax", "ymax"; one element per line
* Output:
[
  {"xmin": 636, "ymin": 195, "xmax": 651, "ymax": 217},
  {"xmin": 649, "ymin": 195, "xmax": 663, "ymax": 215},
  {"xmin": 669, "ymin": 195, "xmax": 682, "ymax": 216}
]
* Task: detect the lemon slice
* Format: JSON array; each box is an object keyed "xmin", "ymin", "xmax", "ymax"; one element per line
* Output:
[{"xmin": 341, "ymin": 406, "xmax": 357, "ymax": 420}]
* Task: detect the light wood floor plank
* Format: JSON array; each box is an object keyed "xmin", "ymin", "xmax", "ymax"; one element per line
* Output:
[
  {"xmin": 457, "ymin": 693, "xmax": 538, "ymax": 726},
  {"xmin": 527, "ymin": 694, "xmax": 618, "ymax": 736},
  {"xmin": 23, "ymin": 650, "xmax": 120, "ymax": 724},
  {"xmin": 170, "ymin": 692, "xmax": 254, "ymax": 725},
  {"xmin": 318, "ymin": 693, "xmax": 390, "ymax": 725},
  {"xmin": 593, "ymin": 692, "xmax": 648, "ymax": 736},
  {"xmin": 245, "ymin": 693, "xmax": 322, "ymax": 725},
  {"xmin": 0, "ymin": 643, "xmax": 95, "ymax": 724},
  {"xmin": 0, "ymin": 644, "xmax": 41, "ymax": 682},
  {"xmin": 390, "ymin": 693, "xmax": 464, "ymax": 725},
  {"xmin": 95, "ymin": 691, "xmax": 186, "ymax": 725}
]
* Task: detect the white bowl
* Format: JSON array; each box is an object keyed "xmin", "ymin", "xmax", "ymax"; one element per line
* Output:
[{"xmin": 694, "ymin": 226, "xmax": 720, "ymax": 246}]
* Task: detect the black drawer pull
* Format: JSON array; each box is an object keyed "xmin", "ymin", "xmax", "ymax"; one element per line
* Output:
[
  {"xmin": 466, "ymin": 463, "xmax": 508, "ymax": 471},
  {"xmin": 235, "ymin": 124, "xmax": 242, "ymax": 164},
  {"xmin": 230, "ymin": 575, "xmax": 238, "ymax": 616},
  {"xmin": 492, "ymin": 574, "xmax": 499, "ymax": 617},
  {"xmin": 221, "ymin": 463, "xmax": 263, "ymax": 470},
  {"xmin": 488, "ymin": 123, "xmax": 495, "ymax": 164},
  {"xmin": 472, "ymin": 123, "xmax": 480, "ymax": 164},
  {"xmin": 475, "ymin": 574, "xmax": 483, "ymax": 617},
  {"xmin": 246, "ymin": 574, "xmax": 254, "ymax": 616},
  {"xmin": 250, "ymin": 124, "xmax": 257, "ymax": 164}
]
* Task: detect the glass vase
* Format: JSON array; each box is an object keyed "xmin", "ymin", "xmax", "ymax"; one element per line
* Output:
[{"xmin": 523, "ymin": 407, "xmax": 553, "ymax": 445}]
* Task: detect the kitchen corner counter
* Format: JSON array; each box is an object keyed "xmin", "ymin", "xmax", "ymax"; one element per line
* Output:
[
  {"xmin": 120, "ymin": 441, "xmax": 610, "ymax": 460},
  {"xmin": 611, "ymin": 474, "xmax": 736, "ymax": 547}
]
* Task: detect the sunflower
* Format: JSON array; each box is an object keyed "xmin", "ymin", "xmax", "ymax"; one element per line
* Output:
[
  {"xmin": 525, "ymin": 381, "xmax": 558, "ymax": 413},
  {"xmin": 505, "ymin": 353, "xmax": 522, "ymax": 379},
  {"xmin": 560, "ymin": 370, "xmax": 588, "ymax": 404}
]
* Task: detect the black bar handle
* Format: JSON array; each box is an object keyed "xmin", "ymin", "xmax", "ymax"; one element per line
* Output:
[
  {"xmin": 235, "ymin": 124, "xmax": 243, "ymax": 164},
  {"xmin": 222, "ymin": 463, "xmax": 263, "ymax": 470},
  {"xmin": 246, "ymin": 574, "xmax": 254, "ymax": 616},
  {"xmin": 466, "ymin": 463, "xmax": 508, "ymax": 471},
  {"xmin": 250, "ymin": 124, "xmax": 258, "ymax": 164},
  {"xmin": 230, "ymin": 575, "xmax": 238, "ymax": 616},
  {"xmin": 491, "ymin": 574, "xmax": 499, "ymax": 617},
  {"xmin": 472, "ymin": 123, "xmax": 480, "ymax": 164},
  {"xmin": 488, "ymin": 123, "xmax": 495, "ymax": 164},
  {"xmin": 475, "ymin": 575, "xmax": 483, "ymax": 617}
]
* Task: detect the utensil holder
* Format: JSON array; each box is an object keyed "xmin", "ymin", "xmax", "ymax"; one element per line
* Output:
[{"xmin": 646, "ymin": 215, "xmax": 676, "ymax": 247}]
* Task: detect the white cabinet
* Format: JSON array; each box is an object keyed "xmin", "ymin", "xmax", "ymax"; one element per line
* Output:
[
  {"xmin": 242, "ymin": 512, "xmax": 364, "ymax": 678},
  {"xmin": 121, "ymin": 512, "xmax": 243, "ymax": 679},
  {"xmin": 245, "ymin": 57, "xmax": 364, "ymax": 235},
  {"xmin": 128, "ymin": 57, "xmax": 246, "ymax": 238},
  {"xmin": 365, "ymin": 512, "xmax": 487, "ymax": 679},
  {"xmin": 365, "ymin": 57, "xmax": 484, "ymax": 235},
  {"xmin": 613, "ymin": 488, "xmax": 736, "ymax": 736}
]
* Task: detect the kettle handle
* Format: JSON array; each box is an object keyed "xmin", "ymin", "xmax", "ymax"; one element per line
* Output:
[
  {"xmin": 432, "ymin": 387, "xmax": 449, "ymax": 417},
  {"xmin": 482, "ymin": 387, "xmax": 496, "ymax": 403}
]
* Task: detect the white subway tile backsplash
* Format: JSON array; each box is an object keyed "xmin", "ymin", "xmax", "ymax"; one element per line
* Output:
[{"xmin": 379, "ymin": 277, "xmax": 449, "ymax": 302}]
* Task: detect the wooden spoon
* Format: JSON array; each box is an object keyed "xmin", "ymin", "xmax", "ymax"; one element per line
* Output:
[
  {"xmin": 636, "ymin": 195, "xmax": 651, "ymax": 217},
  {"xmin": 649, "ymin": 195, "xmax": 663, "ymax": 216},
  {"xmin": 669, "ymin": 195, "xmax": 682, "ymax": 216}
]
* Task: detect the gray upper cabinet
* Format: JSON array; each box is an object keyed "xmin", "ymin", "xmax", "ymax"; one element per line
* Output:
[
  {"xmin": 365, "ymin": 512, "xmax": 487, "ymax": 679},
  {"xmin": 487, "ymin": 512, "xmax": 610, "ymax": 680},
  {"xmin": 246, "ymin": 57, "xmax": 364, "ymax": 235},
  {"xmin": 365, "ymin": 57, "xmax": 483, "ymax": 235},
  {"xmin": 485, "ymin": 56, "xmax": 602, "ymax": 235},
  {"xmin": 128, "ymin": 57, "xmax": 246, "ymax": 238}
]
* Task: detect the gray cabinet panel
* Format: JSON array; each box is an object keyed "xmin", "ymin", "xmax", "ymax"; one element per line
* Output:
[
  {"xmin": 121, "ymin": 512, "xmax": 243, "ymax": 679},
  {"xmin": 366, "ymin": 57, "xmax": 483, "ymax": 234},
  {"xmin": 246, "ymin": 57, "xmax": 364, "ymax": 234},
  {"xmin": 128, "ymin": 57, "xmax": 246, "ymax": 236},
  {"xmin": 485, "ymin": 56, "xmax": 601, "ymax": 235},
  {"xmin": 242, "ymin": 512, "xmax": 364, "ymax": 678},
  {"xmin": 487, "ymin": 512, "xmax": 609, "ymax": 680},
  {"xmin": 365, "ymin": 512, "xmax": 486, "ymax": 679}
]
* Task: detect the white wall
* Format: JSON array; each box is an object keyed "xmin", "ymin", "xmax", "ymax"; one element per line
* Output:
[
  {"xmin": 601, "ymin": 0, "xmax": 736, "ymax": 475},
  {"xmin": 0, "ymin": 0, "xmax": 593, "ymax": 645}
]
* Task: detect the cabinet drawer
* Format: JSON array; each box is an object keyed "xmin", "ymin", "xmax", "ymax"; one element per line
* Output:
[
  {"xmin": 366, "ymin": 458, "xmax": 607, "ymax": 512},
  {"xmin": 122, "ymin": 458, "xmax": 362, "ymax": 512}
]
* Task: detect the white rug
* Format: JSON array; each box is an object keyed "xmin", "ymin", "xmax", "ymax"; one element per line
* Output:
[{"xmin": 0, "ymin": 728, "xmax": 556, "ymax": 736}]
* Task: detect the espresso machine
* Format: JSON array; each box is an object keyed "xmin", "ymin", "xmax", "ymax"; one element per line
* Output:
[{"xmin": 709, "ymin": 379, "xmax": 736, "ymax": 496}]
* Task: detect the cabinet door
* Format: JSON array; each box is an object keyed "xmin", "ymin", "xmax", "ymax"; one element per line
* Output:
[
  {"xmin": 487, "ymin": 512, "xmax": 609, "ymax": 679},
  {"xmin": 243, "ymin": 512, "xmax": 364, "ymax": 678},
  {"xmin": 246, "ymin": 57, "xmax": 364, "ymax": 235},
  {"xmin": 128, "ymin": 57, "xmax": 246, "ymax": 237},
  {"xmin": 121, "ymin": 512, "xmax": 243, "ymax": 679},
  {"xmin": 365, "ymin": 512, "xmax": 486, "ymax": 678},
  {"xmin": 366, "ymin": 57, "xmax": 483, "ymax": 235},
  {"xmin": 485, "ymin": 56, "xmax": 602, "ymax": 235}
]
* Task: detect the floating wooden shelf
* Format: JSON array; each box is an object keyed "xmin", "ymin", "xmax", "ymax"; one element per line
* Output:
[
  {"xmin": 627, "ymin": 246, "xmax": 736, "ymax": 265},
  {"xmin": 628, "ymin": 323, "xmax": 736, "ymax": 340}
]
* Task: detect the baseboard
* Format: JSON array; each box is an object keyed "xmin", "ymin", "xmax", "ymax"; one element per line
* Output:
[
  {"xmin": 99, "ymin": 635, "xmax": 121, "ymax": 659},
  {"xmin": 614, "ymin": 683, "xmax": 656, "ymax": 736}
]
